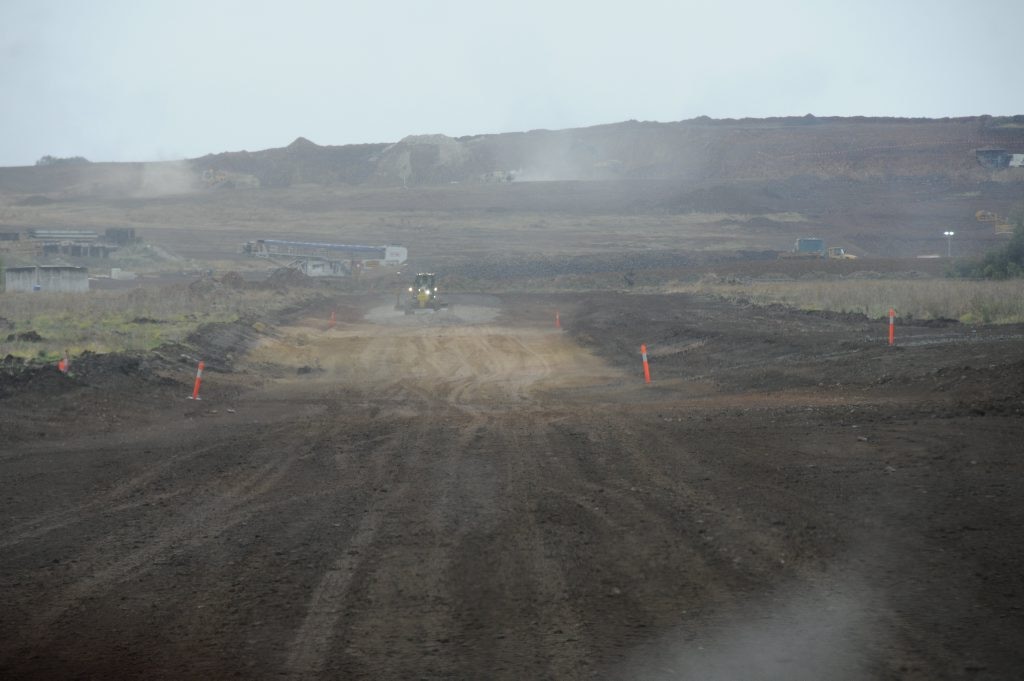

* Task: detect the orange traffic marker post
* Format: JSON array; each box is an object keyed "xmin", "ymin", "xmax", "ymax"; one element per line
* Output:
[
  {"xmin": 189, "ymin": 360, "xmax": 205, "ymax": 400},
  {"xmin": 328, "ymin": 310, "xmax": 337, "ymax": 330},
  {"xmin": 641, "ymin": 343, "xmax": 651, "ymax": 384},
  {"xmin": 555, "ymin": 311, "xmax": 561, "ymax": 329},
  {"xmin": 888, "ymin": 308, "xmax": 895, "ymax": 346}
]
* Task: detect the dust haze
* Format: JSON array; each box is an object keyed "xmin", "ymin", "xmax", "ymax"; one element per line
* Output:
[
  {"xmin": 137, "ymin": 162, "xmax": 197, "ymax": 197},
  {"xmin": 611, "ymin": 578, "xmax": 880, "ymax": 680},
  {"xmin": 1, "ymin": 3, "xmax": 1023, "ymax": 676}
]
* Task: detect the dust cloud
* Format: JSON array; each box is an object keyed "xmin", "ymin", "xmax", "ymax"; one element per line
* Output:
[
  {"xmin": 515, "ymin": 133, "xmax": 587, "ymax": 182},
  {"xmin": 136, "ymin": 161, "xmax": 197, "ymax": 197},
  {"xmin": 363, "ymin": 294, "xmax": 501, "ymax": 326},
  {"xmin": 608, "ymin": 579, "xmax": 880, "ymax": 680}
]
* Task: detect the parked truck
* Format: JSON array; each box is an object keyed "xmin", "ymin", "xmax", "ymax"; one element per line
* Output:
[
  {"xmin": 826, "ymin": 246, "xmax": 857, "ymax": 260},
  {"xmin": 781, "ymin": 239, "xmax": 857, "ymax": 259},
  {"xmin": 780, "ymin": 238, "xmax": 826, "ymax": 258}
]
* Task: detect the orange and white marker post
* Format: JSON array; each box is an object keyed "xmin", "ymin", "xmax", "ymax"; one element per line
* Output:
[
  {"xmin": 329, "ymin": 309, "xmax": 337, "ymax": 330},
  {"xmin": 888, "ymin": 308, "xmax": 895, "ymax": 346},
  {"xmin": 57, "ymin": 355, "xmax": 68, "ymax": 374},
  {"xmin": 189, "ymin": 361, "xmax": 205, "ymax": 400},
  {"xmin": 641, "ymin": 343, "xmax": 651, "ymax": 384},
  {"xmin": 555, "ymin": 311, "xmax": 561, "ymax": 329}
]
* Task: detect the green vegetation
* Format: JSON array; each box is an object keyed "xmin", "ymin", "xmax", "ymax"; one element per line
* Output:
[
  {"xmin": 950, "ymin": 211, "xmax": 1024, "ymax": 280},
  {"xmin": 34, "ymin": 155, "xmax": 90, "ymax": 166}
]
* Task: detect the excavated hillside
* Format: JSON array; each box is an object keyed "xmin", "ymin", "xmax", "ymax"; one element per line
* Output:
[
  {"xmin": 192, "ymin": 116, "xmax": 1024, "ymax": 187},
  {"xmin": 3, "ymin": 116, "xmax": 1024, "ymax": 198}
]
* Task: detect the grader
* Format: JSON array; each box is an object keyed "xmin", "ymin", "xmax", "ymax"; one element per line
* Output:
[{"xmin": 397, "ymin": 273, "xmax": 449, "ymax": 314}]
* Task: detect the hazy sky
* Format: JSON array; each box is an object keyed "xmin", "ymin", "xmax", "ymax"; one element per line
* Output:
[{"xmin": 2, "ymin": 0, "xmax": 1021, "ymax": 167}]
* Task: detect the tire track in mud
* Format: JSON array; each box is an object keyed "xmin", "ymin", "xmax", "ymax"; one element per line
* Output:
[
  {"xmin": 282, "ymin": 401, "xmax": 444, "ymax": 679},
  {"xmin": 335, "ymin": 417, "xmax": 484, "ymax": 679},
  {"xmin": 494, "ymin": 412, "xmax": 751, "ymax": 662},
  {"xmin": 7, "ymin": 316, "xmax": 814, "ymax": 677},
  {"xmin": 491, "ymin": 415, "xmax": 591, "ymax": 678},
  {"xmin": 282, "ymin": 329, "xmax": 482, "ymax": 678},
  {"xmin": 401, "ymin": 326, "xmax": 861, "ymax": 669},
  {"xmin": 10, "ymin": 310, "xmax": 817, "ymax": 677},
  {"xmin": 0, "ymin": 422, "xmax": 300, "ymax": 551},
  {"xmin": 6, "ymin": 293, "xmax": 1024, "ymax": 679},
  {"xmin": 283, "ymin": 324, "xmax": 588, "ymax": 678},
  {"xmin": 550, "ymin": 410, "xmax": 977, "ymax": 679},
  {"xmin": 282, "ymin": 492, "xmax": 396, "ymax": 678},
  {"xmin": 553, "ymin": 410, "xmax": 856, "ymax": 586},
  {"xmin": 395, "ymin": 326, "xmax": 591, "ymax": 676},
  {"xmin": 284, "ymin": 405, "xmax": 486, "ymax": 673},
  {"xmin": 8, "ymin": 399, "xmax": 361, "ymax": 659}
]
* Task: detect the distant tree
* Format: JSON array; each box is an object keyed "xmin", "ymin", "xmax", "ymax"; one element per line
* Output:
[
  {"xmin": 950, "ymin": 209, "xmax": 1024, "ymax": 279},
  {"xmin": 35, "ymin": 155, "xmax": 90, "ymax": 166}
]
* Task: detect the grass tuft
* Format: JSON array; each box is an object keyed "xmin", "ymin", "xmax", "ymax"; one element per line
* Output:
[{"xmin": 0, "ymin": 284, "xmax": 320, "ymax": 359}]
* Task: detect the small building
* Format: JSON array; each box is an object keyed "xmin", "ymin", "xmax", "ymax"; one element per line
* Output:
[
  {"xmin": 38, "ymin": 242, "xmax": 117, "ymax": 258},
  {"xmin": 976, "ymin": 149, "xmax": 1012, "ymax": 169},
  {"xmin": 28, "ymin": 228, "xmax": 99, "ymax": 240},
  {"xmin": 105, "ymin": 227, "xmax": 138, "ymax": 245},
  {"xmin": 3, "ymin": 266, "xmax": 88, "ymax": 293},
  {"xmin": 242, "ymin": 239, "xmax": 408, "ymax": 276},
  {"xmin": 287, "ymin": 257, "xmax": 348, "ymax": 277}
]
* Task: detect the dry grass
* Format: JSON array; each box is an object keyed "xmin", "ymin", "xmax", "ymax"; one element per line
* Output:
[
  {"xmin": 0, "ymin": 285, "xmax": 318, "ymax": 359},
  {"xmin": 665, "ymin": 277, "xmax": 1024, "ymax": 323},
  {"xmin": 2, "ymin": 184, "xmax": 810, "ymax": 262}
]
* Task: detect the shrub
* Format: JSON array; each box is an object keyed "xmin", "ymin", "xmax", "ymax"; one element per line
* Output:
[
  {"xmin": 951, "ymin": 210, "xmax": 1024, "ymax": 279},
  {"xmin": 34, "ymin": 155, "xmax": 91, "ymax": 166}
]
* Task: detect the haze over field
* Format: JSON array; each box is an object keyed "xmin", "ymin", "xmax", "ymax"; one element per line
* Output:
[
  {"xmin": 3, "ymin": 4, "xmax": 1024, "ymax": 678},
  {"xmin": 2, "ymin": 0, "xmax": 1023, "ymax": 167}
]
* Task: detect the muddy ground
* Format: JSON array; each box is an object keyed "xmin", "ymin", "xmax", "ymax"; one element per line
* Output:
[{"xmin": 1, "ymin": 290, "xmax": 1023, "ymax": 680}]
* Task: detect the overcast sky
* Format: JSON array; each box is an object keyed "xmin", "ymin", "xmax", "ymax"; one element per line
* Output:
[{"xmin": 1, "ymin": 0, "xmax": 1021, "ymax": 167}]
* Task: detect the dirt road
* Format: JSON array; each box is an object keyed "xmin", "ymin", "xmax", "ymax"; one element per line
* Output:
[{"xmin": 2, "ymin": 293, "xmax": 1023, "ymax": 680}]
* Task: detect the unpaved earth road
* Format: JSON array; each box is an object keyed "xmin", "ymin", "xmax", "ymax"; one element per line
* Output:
[{"xmin": 1, "ymin": 293, "xmax": 1023, "ymax": 680}]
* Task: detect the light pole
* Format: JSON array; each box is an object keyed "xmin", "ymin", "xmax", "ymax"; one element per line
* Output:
[{"xmin": 943, "ymin": 231, "xmax": 955, "ymax": 258}]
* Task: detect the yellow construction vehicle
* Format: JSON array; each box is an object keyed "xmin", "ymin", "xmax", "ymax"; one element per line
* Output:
[
  {"xmin": 976, "ymin": 210, "xmax": 1013, "ymax": 235},
  {"xmin": 399, "ymin": 273, "xmax": 449, "ymax": 314},
  {"xmin": 827, "ymin": 246, "xmax": 857, "ymax": 260}
]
